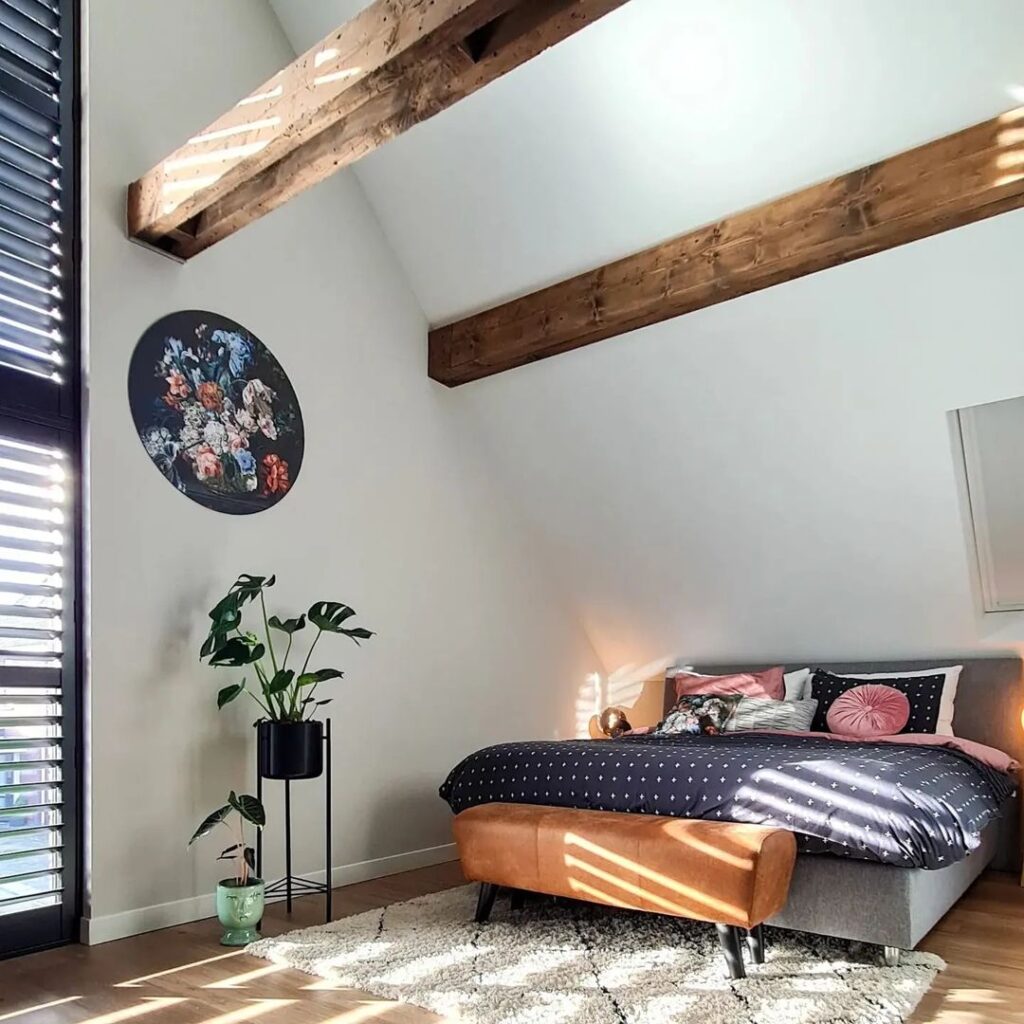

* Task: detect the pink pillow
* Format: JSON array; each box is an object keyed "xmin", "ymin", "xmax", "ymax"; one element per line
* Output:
[
  {"xmin": 672, "ymin": 666, "xmax": 784, "ymax": 701},
  {"xmin": 827, "ymin": 684, "xmax": 910, "ymax": 737}
]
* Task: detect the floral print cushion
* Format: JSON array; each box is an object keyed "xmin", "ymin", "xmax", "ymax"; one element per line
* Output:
[{"xmin": 653, "ymin": 694, "xmax": 743, "ymax": 736}]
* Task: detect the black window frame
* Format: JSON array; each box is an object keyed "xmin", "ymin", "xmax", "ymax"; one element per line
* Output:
[{"xmin": 0, "ymin": 0, "xmax": 81, "ymax": 959}]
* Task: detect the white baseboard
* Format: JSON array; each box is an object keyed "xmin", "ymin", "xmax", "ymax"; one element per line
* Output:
[{"xmin": 81, "ymin": 842, "xmax": 458, "ymax": 946}]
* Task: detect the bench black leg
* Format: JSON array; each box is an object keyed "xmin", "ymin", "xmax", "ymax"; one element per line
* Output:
[
  {"xmin": 746, "ymin": 924, "xmax": 765, "ymax": 965},
  {"xmin": 475, "ymin": 882, "xmax": 498, "ymax": 923},
  {"xmin": 510, "ymin": 889, "xmax": 525, "ymax": 912},
  {"xmin": 715, "ymin": 923, "xmax": 746, "ymax": 980}
]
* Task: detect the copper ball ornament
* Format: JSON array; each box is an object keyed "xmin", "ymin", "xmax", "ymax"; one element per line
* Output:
[{"xmin": 599, "ymin": 706, "xmax": 632, "ymax": 738}]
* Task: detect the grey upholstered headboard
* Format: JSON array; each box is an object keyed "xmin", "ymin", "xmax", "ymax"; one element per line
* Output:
[{"xmin": 667, "ymin": 656, "xmax": 1023, "ymax": 871}]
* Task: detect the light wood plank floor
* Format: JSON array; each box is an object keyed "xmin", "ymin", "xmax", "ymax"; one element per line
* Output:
[{"xmin": 0, "ymin": 866, "xmax": 1020, "ymax": 1024}]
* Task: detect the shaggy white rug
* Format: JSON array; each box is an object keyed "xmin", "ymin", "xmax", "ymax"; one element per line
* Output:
[{"xmin": 248, "ymin": 885, "xmax": 943, "ymax": 1024}]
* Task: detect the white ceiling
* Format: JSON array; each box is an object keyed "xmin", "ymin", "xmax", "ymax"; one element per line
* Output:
[{"xmin": 270, "ymin": 0, "xmax": 1024, "ymax": 325}]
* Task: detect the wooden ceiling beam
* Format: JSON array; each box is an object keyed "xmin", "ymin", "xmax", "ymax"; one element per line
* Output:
[
  {"xmin": 428, "ymin": 108, "xmax": 1024, "ymax": 386},
  {"xmin": 127, "ymin": 0, "xmax": 628, "ymax": 259}
]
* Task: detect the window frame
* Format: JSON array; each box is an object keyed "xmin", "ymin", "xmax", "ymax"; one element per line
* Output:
[{"xmin": 0, "ymin": 0, "xmax": 81, "ymax": 959}]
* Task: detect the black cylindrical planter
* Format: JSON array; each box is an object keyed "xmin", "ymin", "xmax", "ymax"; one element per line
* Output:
[{"xmin": 258, "ymin": 720, "xmax": 323, "ymax": 780}]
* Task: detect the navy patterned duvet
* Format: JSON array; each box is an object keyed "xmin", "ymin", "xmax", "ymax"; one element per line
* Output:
[{"xmin": 439, "ymin": 733, "xmax": 1015, "ymax": 869}]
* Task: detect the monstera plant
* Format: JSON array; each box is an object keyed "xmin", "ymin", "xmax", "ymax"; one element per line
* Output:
[
  {"xmin": 201, "ymin": 574, "xmax": 374, "ymax": 780},
  {"xmin": 201, "ymin": 573, "xmax": 373, "ymax": 722}
]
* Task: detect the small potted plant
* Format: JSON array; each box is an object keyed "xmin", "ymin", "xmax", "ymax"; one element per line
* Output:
[
  {"xmin": 189, "ymin": 791, "xmax": 266, "ymax": 946},
  {"xmin": 200, "ymin": 574, "xmax": 373, "ymax": 779}
]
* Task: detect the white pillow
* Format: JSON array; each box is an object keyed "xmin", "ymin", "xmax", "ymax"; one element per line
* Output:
[
  {"xmin": 783, "ymin": 667, "xmax": 812, "ymax": 702},
  {"xmin": 830, "ymin": 665, "xmax": 963, "ymax": 736}
]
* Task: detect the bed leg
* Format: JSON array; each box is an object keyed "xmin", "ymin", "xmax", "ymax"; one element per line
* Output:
[
  {"xmin": 475, "ymin": 882, "xmax": 498, "ymax": 924},
  {"xmin": 509, "ymin": 889, "xmax": 525, "ymax": 912},
  {"xmin": 715, "ymin": 924, "xmax": 746, "ymax": 980},
  {"xmin": 745, "ymin": 924, "xmax": 765, "ymax": 965},
  {"xmin": 883, "ymin": 946, "xmax": 902, "ymax": 967}
]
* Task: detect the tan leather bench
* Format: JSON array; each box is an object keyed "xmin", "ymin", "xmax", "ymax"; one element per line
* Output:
[{"xmin": 453, "ymin": 803, "xmax": 797, "ymax": 979}]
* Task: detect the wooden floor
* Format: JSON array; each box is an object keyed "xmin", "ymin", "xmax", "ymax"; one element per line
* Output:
[{"xmin": 0, "ymin": 866, "xmax": 1021, "ymax": 1024}]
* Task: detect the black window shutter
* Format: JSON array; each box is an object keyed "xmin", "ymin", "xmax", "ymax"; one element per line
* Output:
[{"xmin": 0, "ymin": 0, "xmax": 79, "ymax": 958}]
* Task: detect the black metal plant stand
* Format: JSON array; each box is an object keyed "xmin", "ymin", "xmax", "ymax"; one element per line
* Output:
[{"xmin": 255, "ymin": 718, "xmax": 333, "ymax": 922}]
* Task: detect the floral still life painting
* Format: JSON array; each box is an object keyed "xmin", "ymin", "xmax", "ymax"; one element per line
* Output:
[{"xmin": 128, "ymin": 311, "xmax": 304, "ymax": 514}]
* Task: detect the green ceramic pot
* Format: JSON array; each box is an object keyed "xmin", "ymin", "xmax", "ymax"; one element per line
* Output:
[{"xmin": 216, "ymin": 877, "xmax": 264, "ymax": 946}]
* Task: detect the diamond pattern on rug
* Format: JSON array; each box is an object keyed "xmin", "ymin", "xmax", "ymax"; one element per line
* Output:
[{"xmin": 248, "ymin": 885, "xmax": 943, "ymax": 1024}]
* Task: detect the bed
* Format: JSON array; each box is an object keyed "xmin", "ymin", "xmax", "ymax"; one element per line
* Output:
[{"xmin": 440, "ymin": 656, "xmax": 1023, "ymax": 956}]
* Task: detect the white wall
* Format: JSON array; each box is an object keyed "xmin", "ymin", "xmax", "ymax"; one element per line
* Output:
[
  {"xmin": 449, "ymin": 209, "xmax": 1024, "ymax": 676},
  {"xmin": 85, "ymin": 0, "xmax": 600, "ymax": 938}
]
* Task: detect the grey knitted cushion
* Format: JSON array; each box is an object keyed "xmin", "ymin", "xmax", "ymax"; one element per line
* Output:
[{"xmin": 726, "ymin": 697, "xmax": 819, "ymax": 732}]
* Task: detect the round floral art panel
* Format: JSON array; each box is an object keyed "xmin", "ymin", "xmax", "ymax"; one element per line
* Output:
[{"xmin": 129, "ymin": 311, "xmax": 303, "ymax": 514}]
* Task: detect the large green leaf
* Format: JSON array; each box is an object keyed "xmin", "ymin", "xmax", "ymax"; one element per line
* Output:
[
  {"xmin": 205, "ymin": 575, "xmax": 274, "ymax": 636},
  {"xmin": 208, "ymin": 592, "xmax": 241, "ymax": 626},
  {"xmin": 231, "ymin": 574, "xmax": 275, "ymax": 599},
  {"xmin": 308, "ymin": 602, "xmax": 374, "ymax": 643},
  {"xmin": 297, "ymin": 668, "xmax": 344, "ymax": 688},
  {"xmin": 268, "ymin": 614, "xmax": 306, "ymax": 634},
  {"xmin": 188, "ymin": 803, "xmax": 231, "ymax": 845},
  {"xmin": 217, "ymin": 682, "xmax": 245, "ymax": 709},
  {"xmin": 201, "ymin": 630, "xmax": 227, "ymax": 659},
  {"xmin": 341, "ymin": 627, "xmax": 374, "ymax": 644},
  {"xmin": 210, "ymin": 638, "xmax": 266, "ymax": 667},
  {"xmin": 208, "ymin": 600, "xmax": 242, "ymax": 632},
  {"xmin": 228, "ymin": 791, "xmax": 266, "ymax": 828},
  {"xmin": 307, "ymin": 601, "xmax": 354, "ymax": 630},
  {"xmin": 266, "ymin": 669, "xmax": 294, "ymax": 695}
]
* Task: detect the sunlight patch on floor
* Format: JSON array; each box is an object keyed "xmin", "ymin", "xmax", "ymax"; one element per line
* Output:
[
  {"xmin": 0, "ymin": 998, "xmax": 82, "ymax": 1022},
  {"xmin": 117, "ymin": 950, "xmax": 245, "ymax": 988},
  {"xmin": 203, "ymin": 964, "xmax": 289, "ymax": 989}
]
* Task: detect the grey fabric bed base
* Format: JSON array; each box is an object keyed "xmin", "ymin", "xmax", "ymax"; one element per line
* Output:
[
  {"xmin": 688, "ymin": 657, "xmax": 1022, "ymax": 950},
  {"xmin": 769, "ymin": 820, "xmax": 998, "ymax": 949}
]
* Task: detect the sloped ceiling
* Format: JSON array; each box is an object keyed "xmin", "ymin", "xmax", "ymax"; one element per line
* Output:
[
  {"xmin": 270, "ymin": 0, "xmax": 1024, "ymax": 679},
  {"xmin": 271, "ymin": 0, "xmax": 1024, "ymax": 324}
]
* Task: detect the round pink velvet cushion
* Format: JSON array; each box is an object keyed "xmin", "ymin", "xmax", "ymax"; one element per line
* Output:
[{"xmin": 826, "ymin": 683, "xmax": 910, "ymax": 737}]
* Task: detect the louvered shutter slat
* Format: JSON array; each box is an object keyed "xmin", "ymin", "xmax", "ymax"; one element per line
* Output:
[
  {"xmin": 0, "ymin": 269, "xmax": 58, "ymax": 309},
  {"xmin": 0, "ymin": 22, "xmax": 56, "ymax": 80},
  {"xmin": 0, "ymin": 295, "xmax": 57, "ymax": 335},
  {"xmin": 0, "ymin": 826, "xmax": 59, "ymax": 856},
  {"xmin": 0, "ymin": 165, "xmax": 57, "ymax": 216},
  {"xmin": 0, "ymin": 251, "xmax": 56, "ymax": 292},
  {"xmin": 0, "ymin": 226, "xmax": 58, "ymax": 274},
  {"xmin": 0, "ymin": 135, "xmax": 56, "ymax": 184},
  {"xmin": 0, "ymin": 343, "xmax": 58, "ymax": 379},
  {"xmin": 0, "ymin": 316, "xmax": 60, "ymax": 352},
  {"xmin": 0, "ymin": 2, "xmax": 57, "ymax": 36},
  {"xmin": 0, "ymin": 200, "xmax": 55, "ymax": 244},
  {"xmin": 0, "ymin": 528, "xmax": 61, "ymax": 551},
  {"xmin": 0, "ymin": 112, "xmax": 55, "ymax": 160},
  {"xmin": 0, "ymin": 186, "xmax": 58, "ymax": 234},
  {"xmin": 0, "ymin": 3, "xmax": 57, "ymax": 50}
]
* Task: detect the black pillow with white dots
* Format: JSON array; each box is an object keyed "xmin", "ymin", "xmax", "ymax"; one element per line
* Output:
[{"xmin": 809, "ymin": 669, "xmax": 945, "ymax": 734}]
